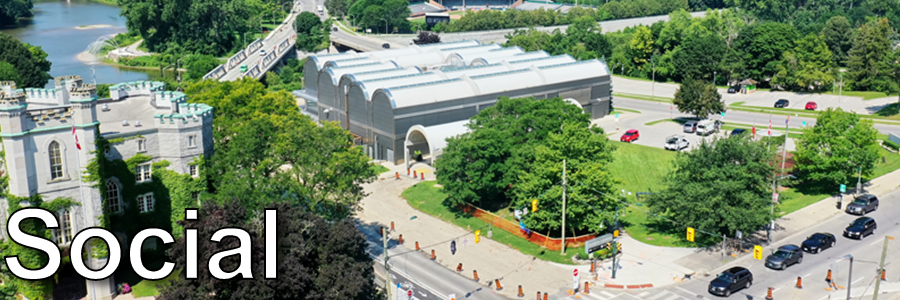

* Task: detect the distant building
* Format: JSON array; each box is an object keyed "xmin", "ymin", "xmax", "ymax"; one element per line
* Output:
[
  {"xmin": 0, "ymin": 76, "xmax": 213, "ymax": 300},
  {"xmin": 425, "ymin": 13, "xmax": 451, "ymax": 27},
  {"xmin": 295, "ymin": 40, "xmax": 612, "ymax": 167}
]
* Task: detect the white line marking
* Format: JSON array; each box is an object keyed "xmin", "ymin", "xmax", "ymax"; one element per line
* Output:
[
  {"xmin": 647, "ymin": 291, "xmax": 670, "ymax": 300},
  {"xmin": 871, "ymin": 239, "xmax": 883, "ymax": 246},
  {"xmin": 637, "ymin": 291, "xmax": 650, "ymax": 297},
  {"xmin": 674, "ymin": 286, "xmax": 697, "ymax": 296},
  {"xmin": 852, "ymin": 277, "xmax": 865, "ymax": 285},
  {"xmin": 773, "ymin": 287, "xmax": 781, "ymax": 293},
  {"xmin": 662, "ymin": 295, "xmax": 681, "ymax": 300},
  {"xmin": 600, "ymin": 291, "xmax": 616, "ymax": 298},
  {"xmin": 803, "ymin": 273, "xmax": 812, "ymax": 278}
]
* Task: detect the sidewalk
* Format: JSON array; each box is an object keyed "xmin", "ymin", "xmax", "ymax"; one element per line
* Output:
[{"xmin": 111, "ymin": 294, "xmax": 154, "ymax": 300}]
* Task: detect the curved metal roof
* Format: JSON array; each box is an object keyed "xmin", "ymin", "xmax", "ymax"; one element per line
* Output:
[
  {"xmin": 358, "ymin": 72, "xmax": 449, "ymax": 100},
  {"xmin": 480, "ymin": 51, "xmax": 550, "ymax": 65},
  {"xmin": 322, "ymin": 61, "xmax": 400, "ymax": 85}
]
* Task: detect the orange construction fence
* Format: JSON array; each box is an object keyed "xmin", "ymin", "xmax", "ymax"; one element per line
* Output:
[{"xmin": 461, "ymin": 203, "xmax": 596, "ymax": 251}]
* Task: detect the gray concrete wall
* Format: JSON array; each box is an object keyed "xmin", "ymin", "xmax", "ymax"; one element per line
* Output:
[{"xmin": 890, "ymin": 133, "xmax": 900, "ymax": 146}]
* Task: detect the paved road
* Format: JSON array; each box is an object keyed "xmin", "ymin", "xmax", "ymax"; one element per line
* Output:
[
  {"xmin": 372, "ymin": 11, "xmax": 708, "ymax": 46},
  {"xmin": 559, "ymin": 187, "xmax": 900, "ymax": 300},
  {"xmin": 359, "ymin": 223, "xmax": 509, "ymax": 300}
]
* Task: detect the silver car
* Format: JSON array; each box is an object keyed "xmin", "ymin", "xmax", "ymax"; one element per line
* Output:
[
  {"xmin": 684, "ymin": 121, "xmax": 697, "ymax": 133},
  {"xmin": 664, "ymin": 135, "xmax": 690, "ymax": 151}
]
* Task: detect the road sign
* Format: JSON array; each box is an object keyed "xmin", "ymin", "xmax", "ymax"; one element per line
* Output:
[
  {"xmin": 450, "ymin": 240, "xmax": 456, "ymax": 255},
  {"xmin": 584, "ymin": 233, "xmax": 613, "ymax": 254},
  {"xmin": 573, "ymin": 269, "xmax": 579, "ymax": 289},
  {"xmin": 753, "ymin": 245, "xmax": 763, "ymax": 260},
  {"xmin": 407, "ymin": 290, "xmax": 412, "ymax": 297},
  {"xmin": 772, "ymin": 193, "xmax": 779, "ymax": 203},
  {"xmin": 840, "ymin": 184, "xmax": 847, "ymax": 193},
  {"xmin": 721, "ymin": 112, "xmax": 725, "ymax": 117},
  {"xmin": 475, "ymin": 230, "xmax": 481, "ymax": 244},
  {"xmin": 615, "ymin": 113, "xmax": 619, "ymax": 119},
  {"xmin": 532, "ymin": 199, "xmax": 538, "ymax": 212},
  {"xmin": 574, "ymin": 269, "xmax": 579, "ymax": 277},
  {"xmin": 613, "ymin": 230, "xmax": 619, "ymax": 237},
  {"xmin": 802, "ymin": 121, "xmax": 807, "ymax": 127},
  {"xmin": 686, "ymin": 227, "xmax": 695, "ymax": 242}
]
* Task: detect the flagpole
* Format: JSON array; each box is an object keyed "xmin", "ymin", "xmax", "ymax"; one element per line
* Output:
[{"xmin": 73, "ymin": 125, "xmax": 98, "ymax": 300}]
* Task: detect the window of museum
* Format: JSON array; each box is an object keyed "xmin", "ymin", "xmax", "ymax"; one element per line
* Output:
[
  {"xmin": 49, "ymin": 141, "xmax": 64, "ymax": 180},
  {"xmin": 106, "ymin": 180, "xmax": 121, "ymax": 213},
  {"xmin": 137, "ymin": 193, "xmax": 154, "ymax": 213},
  {"xmin": 137, "ymin": 138, "xmax": 147, "ymax": 152},
  {"xmin": 54, "ymin": 210, "xmax": 73, "ymax": 245},
  {"xmin": 189, "ymin": 165, "xmax": 198, "ymax": 177},
  {"xmin": 136, "ymin": 164, "xmax": 152, "ymax": 183},
  {"xmin": 188, "ymin": 135, "xmax": 197, "ymax": 148}
]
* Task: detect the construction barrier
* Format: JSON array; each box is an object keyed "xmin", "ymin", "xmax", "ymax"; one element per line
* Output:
[
  {"xmin": 473, "ymin": 270, "xmax": 479, "ymax": 281},
  {"xmin": 583, "ymin": 281, "xmax": 590, "ymax": 294},
  {"xmin": 415, "ymin": 241, "xmax": 420, "ymax": 251},
  {"xmin": 420, "ymin": 172, "xmax": 424, "ymax": 180},
  {"xmin": 407, "ymin": 168, "xmax": 410, "ymax": 176},
  {"xmin": 398, "ymin": 234, "xmax": 403, "ymax": 244},
  {"xmin": 536, "ymin": 291, "xmax": 541, "ymax": 300},
  {"xmin": 590, "ymin": 261, "xmax": 595, "ymax": 273},
  {"xmin": 765, "ymin": 287, "xmax": 773, "ymax": 300},
  {"xmin": 461, "ymin": 203, "xmax": 595, "ymax": 251},
  {"xmin": 543, "ymin": 292, "xmax": 548, "ymax": 300},
  {"xmin": 391, "ymin": 221, "xmax": 395, "ymax": 231},
  {"xmin": 380, "ymin": 227, "xmax": 384, "ymax": 236},
  {"xmin": 882, "ymin": 269, "xmax": 887, "ymax": 281},
  {"xmin": 396, "ymin": 172, "xmax": 399, "ymax": 180},
  {"xmin": 457, "ymin": 263, "xmax": 462, "ymax": 272},
  {"xmin": 826, "ymin": 269, "xmax": 833, "ymax": 283},
  {"xmin": 414, "ymin": 170, "xmax": 417, "ymax": 178},
  {"xmin": 518, "ymin": 285, "xmax": 524, "ymax": 297},
  {"xmin": 796, "ymin": 276, "xmax": 802, "ymax": 289},
  {"xmin": 431, "ymin": 250, "xmax": 436, "ymax": 260},
  {"xmin": 495, "ymin": 279, "xmax": 502, "ymax": 291}
]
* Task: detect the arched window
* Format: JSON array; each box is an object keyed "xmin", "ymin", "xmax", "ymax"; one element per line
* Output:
[
  {"xmin": 106, "ymin": 180, "xmax": 121, "ymax": 213},
  {"xmin": 49, "ymin": 141, "xmax": 64, "ymax": 179}
]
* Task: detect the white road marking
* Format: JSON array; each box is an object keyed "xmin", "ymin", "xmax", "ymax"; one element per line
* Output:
[
  {"xmin": 662, "ymin": 295, "xmax": 681, "ymax": 300},
  {"xmin": 674, "ymin": 286, "xmax": 697, "ymax": 296},
  {"xmin": 600, "ymin": 291, "xmax": 616, "ymax": 298},
  {"xmin": 852, "ymin": 277, "xmax": 865, "ymax": 285},
  {"xmin": 803, "ymin": 273, "xmax": 812, "ymax": 278},
  {"xmin": 870, "ymin": 239, "xmax": 883, "ymax": 246},
  {"xmin": 636, "ymin": 291, "xmax": 650, "ymax": 297},
  {"xmin": 647, "ymin": 291, "xmax": 670, "ymax": 300}
]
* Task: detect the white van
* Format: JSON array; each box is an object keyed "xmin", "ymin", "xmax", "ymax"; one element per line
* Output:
[{"xmin": 695, "ymin": 119, "xmax": 718, "ymax": 136}]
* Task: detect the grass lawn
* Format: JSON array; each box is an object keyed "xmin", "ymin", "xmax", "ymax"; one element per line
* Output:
[
  {"xmin": 870, "ymin": 147, "xmax": 900, "ymax": 179},
  {"xmin": 131, "ymin": 269, "xmax": 181, "ymax": 297},
  {"xmin": 612, "ymin": 107, "xmax": 641, "ymax": 114},
  {"xmin": 401, "ymin": 182, "xmax": 576, "ymax": 264},
  {"xmin": 371, "ymin": 163, "xmax": 390, "ymax": 174}
]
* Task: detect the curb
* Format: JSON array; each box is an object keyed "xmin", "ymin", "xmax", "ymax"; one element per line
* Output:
[{"xmin": 603, "ymin": 283, "xmax": 653, "ymax": 289}]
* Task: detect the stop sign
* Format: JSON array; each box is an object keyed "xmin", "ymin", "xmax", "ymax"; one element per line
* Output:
[
  {"xmin": 407, "ymin": 290, "xmax": 412, "ymax": 297},
  {"xmin": 574, "ymin": 269, "xmax": 578, "ymax": 277}
]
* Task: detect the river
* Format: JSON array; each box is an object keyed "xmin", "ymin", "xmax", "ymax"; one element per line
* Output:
[{"xmin": 0, "ymin": 0, "xmax": 163, "ymax": 88}]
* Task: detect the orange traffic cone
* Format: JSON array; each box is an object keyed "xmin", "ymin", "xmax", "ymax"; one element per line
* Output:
[
  {"xmin": 543, "ymin": 292, "xmax": 548, "ymax": 300},
  {"xmin": 518, "ymin": 285, "xmax": 524, "ymax": 297},
  {"xmin": 536, "ymin": 291, "xmax": 541, "ymax": 300},
  {"xmin": 396, "ymin": 172, "xmax": 399, "ymax": 180},
  {"xmin": 457, "ymin": 263, "xmax": 463, "ymax": 272},
  {"xmin": 495, "ymin": 279, "xmax": 502, "ymax": 291},
  {"xmin": 380, "ymin": 227, "xmax": 384, "ymax": 236},
  {"xmin": 415, "ymin": 241, "xmax": 420, "ymax": 251},
  {"xmin": 826, "ymin": 269, "xmax": 833, "ymax": 283},
  {"xmin": 398, "ymin": 234, "xmax": 403, "ymax": 244},
  {"xmin": 431, "ymin": 250, "xmax": 436, "ymax": 260},
  {"xmin": 590, "ymin": 261, "xmax": 595, "ymax": 273},
  {"xmin": 882, "ymin": 269, "xmax": 887, "ymax": 281},
  {"xmin": 765, "ymin": 287, "xmax": 773, "ymax": 300},
  {"xmin": 583, "ymin": 281, "xmax": 590, "ymax": 294},
  {"xmin": 407, "ymin": 168, "xmax": 410, "ymax": 176},
  {"xmin": 391, "ymin": 221, "xmax": 395, "ymax": 231},
  {"xmin": 421, "ymin": 172, "xmax": 424, "ymax": 180},
  {"xmin": 796, "ymin": 276, "xmax": 802, "ymax": 289},
  {"xmin": 473, "ymin": 270, "xmax": 479, "ymax": 281},
  {"xmin": 414, "ymin": 170, "xmax": 417, "ymax": 178}
]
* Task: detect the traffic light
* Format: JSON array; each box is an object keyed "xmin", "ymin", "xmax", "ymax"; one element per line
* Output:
[
  {"xmin": 613, "ymin": 230, "xmax": 619, "ymax": 238},
  {"xmin": 532, "ymin": 199, "xmax": 538, "ymax": 212},
  {"xmin": 686, "ymin": 227, "xmax": 695, "ymax": 242},
  {"xmin": 753, "ymin": 245, "xmax": 763, "ymax": 260},
  {"xmin": 617, "ymin": 242, "xmax": 622, "ymax": 252},
  {"xmin": 475, "ymin": 230, "xmax": 481, "ymax": 244}
]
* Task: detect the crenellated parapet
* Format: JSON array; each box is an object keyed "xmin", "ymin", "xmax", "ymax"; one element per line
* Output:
[
  {"xmin": 153, "ymin": 103, "xmax": 214, "ymax": 127},
  {"xmin": 109, "ymin": 81, "xmax": 165, "ymax": 100},
  {"xmin": 153, "ymin": 91, "xmax": 187, "ymax": 113}
]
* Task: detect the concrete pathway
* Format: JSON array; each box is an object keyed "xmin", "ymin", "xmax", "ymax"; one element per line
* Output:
[{"xmin": 111, "ymin": 294, "xmax": 154, "ymax": 300}]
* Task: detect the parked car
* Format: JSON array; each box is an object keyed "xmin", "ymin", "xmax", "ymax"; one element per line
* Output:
[
  {"xmin": 731, "ymin": 128, "xmax": 747, "ymax": 136},
  {"xmin": 845, "ymin": 194, "xmax": 879, "ymax": 215},
  {"xmin": 805, "ymin": 101, "xmax": 818, "ymax": 110},
  {"xmin": 843, "ymin": 217, "xmax": 876, "ymax": 239},
  {"xmin": 332, "ymin": 26, "xmax": 338, "ymax": 32},
  {"xmin": 774, "ymin": 99, "xmax": 790, "ymax": 108},
  {"xmin": 708, "ymin": 267, "xmax": 753, "ymax": 297},
  {"xmin": 696, "ymin": 119, "xmax": 718, "ymax": 136},
  {"xmin": 382, "ymin": 43, "xmax": 391, "ymax": 49},
  {"xmin": 801, "ymin": 232, "xmax": 836, "ymax": 254},
  {"xmin": 727, "ymin": 86, "xmax": 738, "ymax": 94},
  {"xmin": 664, "ymin": 135, "xmax": 690, "ymax": 150},
  {"xmin": 259, "ymin": 49, "xmax": 266, "ymax": 56},
  {"xmin": 765, "ymin": 245, "xmax": 803, "ymax": 270},
  {"xmin": 684, "ymin": 120, "xmax": 698, "ymax": 133},
  {"xmin": 620, "ymin": 129, "xmax": 640, "ymax": 143}
]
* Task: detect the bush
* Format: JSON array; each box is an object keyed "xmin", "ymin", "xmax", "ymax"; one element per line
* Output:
[
  {"xmin": 117, "ymin": 55, "xmax": 163, "ymax": 68},
  {"xmin": 576, "ymin": 251, "xmax": 590, "ymax": 260},
  {"xmin": 96, "ymin": 83, "xmax": 112, "ymax": 98},
  {"xmin": 760, "ymin": 135, "xmax": 787, "ymax": 148},
  {"xmin": 884, "ymin": 139, "xmax": 900, "ymax": 151}
]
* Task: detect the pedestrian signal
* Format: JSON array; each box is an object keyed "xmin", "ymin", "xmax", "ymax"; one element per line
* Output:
[
  {"xmin": 753, "ymin": 245, "xmax": 763, "ymax": 260},
  {"xmin": 686, "ymin": 227, "xmax": 695, "ymax": 242},
  {"xmin": 475, "ymin": 230, "xmax": 481, "ymax": 244},
  {"xmin": 532, "ymin": 199, "xmax": 538, "ymax": 212}
]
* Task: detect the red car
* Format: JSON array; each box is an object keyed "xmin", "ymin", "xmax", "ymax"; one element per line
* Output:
[
  {"xmin": 805, "ymin": 101, "xmax": 818, "ymax": 110},
  {"xmin": 620, "ymin": 129, "xmax": 640, "ymax": 143}
]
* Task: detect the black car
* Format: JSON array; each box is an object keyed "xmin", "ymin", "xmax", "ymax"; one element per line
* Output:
[
  {"xmin": 708, "ymin": 267, "xmax": 753, "ymax": 297},
  {"xmin": 765, "ymin": 244, "xmax": 803, "ymax": 270},
  {"xmin": 382, "ymin": 43, "xmax": 390, "ymax": 49},
  {"xmin": 845, "ymin": 194, "xmax": 879, "ymax": 215},
  {"xmin": 731, "ymin": 128, "xmax": 747, "ymax": 136},
  {"xmin": 728, "ymin": 86, "xmax": 738, "ymax": 94},
  {"xmin": 802, "ymin": 232, "xmax": 836, "ymax": 254},
  {"xmin": 844, "ymin": 217, "xmax": 876, "ymax": 239},
  {"xmin": 774, "ymin": 99, "xmax": 790, "ymax": 108}
]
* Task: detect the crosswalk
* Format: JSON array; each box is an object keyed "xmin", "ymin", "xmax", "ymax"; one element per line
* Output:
[{"xmin": 562, "ymin": 288, "xmax": 698, "ymax": 300}]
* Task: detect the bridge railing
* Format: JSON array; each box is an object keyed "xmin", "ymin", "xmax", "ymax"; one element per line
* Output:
[
  {"xmin": 247, "ymin": 38, "xmax": 264, "ymax": 54},
  {"xmin": 226, "ymin": 50, "xmax": 247, "ymax": 71},
  {"xmin": 202, "ymin": 65, "xmax": 227, "ymax": 81}
]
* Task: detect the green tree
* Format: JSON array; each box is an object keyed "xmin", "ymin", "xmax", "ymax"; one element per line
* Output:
[
  {"xmin": 513, "ymin": 122, "xmax": 618, "ymax": 233},
  {"xmin": 646, "ymin": 135, "xmax": 775, "ymax": 238},
  {"xmin": 183, "ymin": 54, "xmax": 221, "ymax": 81},
  {"xmin": 772, "ymin": 34, "xmax": 835, "ymax": 91},
  {"xmin": 0, "ymin": 0, "xmax": 33, "ymax": 25},
  {"xmin": 846, "ymin": 18, "xmax": 898, "ymax": 93},
  {"xmin": 735, "ymin": 22, "xmax": 798, "ymax": 84},
  {"xmin": 413, "ymin": 31, "xmax": 441, "ymax": 45},
  {"xmin": 0, "ymin": 61, "xmax": 21, "ymax": 83},
  {"xmin": 673, "ymin": 31, "xmax": 727, "ymax": 81},
  {"xmin": 0, "ymin": 33, "xmax": 52, "ymax": 87},
  {"xmin": 820, "ymin": 16, "xmax": 854, "ymax": 66},
  {"xmin": 118, "ymin": 0, "xmax": 253, "ymax": 55},
  {"xmin": 436, "ymin": 97, "xmax": 591, "ymax": 208},
  {"xmin": 793, "ymin": 108, "xmax": 880, "ymax": 190},
  {"xmin": 656, "ymin": 9, "xmax": 693, "ymax": 51},
  {"xmin": 325, "ymin": 0, "xmax": 353, "ymax": 18},
  {"xmin": 629, "ymin": 26, "xmax": 655, "ymax": 71},
  {"xmin": 294, "ymin": 11, "xmax": 329, "ymax": 52},
  {"xmin": 673, "ymin": 77, "xmax": 725, "ymax": 119}
]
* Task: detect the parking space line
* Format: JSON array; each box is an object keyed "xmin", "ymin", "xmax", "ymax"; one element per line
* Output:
[
  {"xmin": 803, "ymin": 273, "xmax": 812, "ymax": 278},
  {"xmin": 852, "ymin": 277, "xmax": 865, "ymax": 285},
  {"xmin": 870, "ymin": 239, "xmax": 883, "ymax": 246}
]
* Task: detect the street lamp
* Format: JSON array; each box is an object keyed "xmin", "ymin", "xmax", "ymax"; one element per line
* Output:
[
  {"xmin": 650, "ymin": 57, "xmax": 655, "ymax": 101},
  {"xmin": 844, "ymin": 254, "xmax": 854, "ymax": 300},
  {"xmin": 383, "ymin": 18, "xmax": 389, "ymax": 34},
  {"xmin": 383, "ymin": 216, "xmax": 418, "ymax": 300},
  {"xmin": 839, "ymin": 74, "xmax": 843, "ymax": 103},
  {"xmin": 176, "ymin": 57, "xmax": 183, "ymax": 83}
]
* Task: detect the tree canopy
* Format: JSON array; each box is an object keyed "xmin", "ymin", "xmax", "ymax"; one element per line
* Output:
[
  {"xmin": 772, "ymin": 34, "xmax": 835, "ymax": 91},
  {"xmin": 413, "ymin": 31, "xmax": 441, "ymax": 45},
  {"xmin": 845, "ymin": 18, "xmax": 899, "ymax": 93},
  {"xmin": 158, "ymin": 201, "xmax": 377, "ymax": 300},
  {"xmin": 0, "ymin": 0, "xmax": 33, "ymax": 26},
  {"xmin": 793, "ymin": 108, "xmax": 880, "ymax": 190},
  {"xmin": 673, "ymin": 77, "xmax": 725, "ymax": 119},
  {"xmin": 0, "ymin": 33, "xmax": 52, "ymax": 87},
  {"xmin": 347, "ymin": 0, "xmax": 409, "ymax": 34},
  {"xmin": 646, "ymin": 135, "xmax": 775, "ymax": 238},
  {"xmin": 294, "ymin": 12, "xmax": 332, "ymax": 53},
  {"xmin": 183, "ymin": 54, "xmax": 221, "ymax": 81}
]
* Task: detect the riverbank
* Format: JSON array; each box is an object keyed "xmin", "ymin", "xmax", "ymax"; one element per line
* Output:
[
  {"xmin": 75, "ymin": 24, "xmax": 116, "ymax": 30},
  {"xmin": 90, "ymin": 0, "xmax": 119, "ymax": 6}
]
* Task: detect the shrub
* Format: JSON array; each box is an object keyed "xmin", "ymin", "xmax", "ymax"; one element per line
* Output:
[{"xmin": 884, "ymin": 139, "xmax": 900, "ymax": 151}]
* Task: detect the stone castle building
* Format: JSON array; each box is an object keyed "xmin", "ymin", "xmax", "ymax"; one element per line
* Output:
[{"xmin": 0, "ymin": 76, "xmax": 213, "ymax": 300}]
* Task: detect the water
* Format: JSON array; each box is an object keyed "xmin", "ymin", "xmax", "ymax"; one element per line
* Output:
[{"xmin": 0, "ymin": 0, "xmax": 163, "ymax": 88}]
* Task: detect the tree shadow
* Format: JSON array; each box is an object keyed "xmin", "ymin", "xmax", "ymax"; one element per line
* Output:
[{"xmin": 872, "ymin": 102, "xmax": 899, "ymax": 117}]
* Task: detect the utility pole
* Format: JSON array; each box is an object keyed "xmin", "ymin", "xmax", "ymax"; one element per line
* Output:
[
  {"xmin": 873, "ymin": 236, "xmax": 894, "ymax": 299},
  {"xmin": 780, "ymin": 117, "xmax": 789, "ymax": 182},
  {"xmin": 382, "ymin": 229, "xmax": 392, "ymax": 300},
  {"xmin": 561, "ymin": 159, "xmax": 567, "ymax": 255},
  {"xmin": 856, "ymin": 167, "xmax": 862, "ymax": 194},
  {"xmin": 846, "ymin": 254, "xmax": 854, "ymax": 300},
  {"xmin": 344, "ymin": 86, "xmax": 350, "ymax": 131},
  {"xmin": 611, "ymin": 206, "xmax": 618, "ymax": 279},
  {"xmin": 651, "ymin": 57, "xmax": 655, "ymax": 101}
]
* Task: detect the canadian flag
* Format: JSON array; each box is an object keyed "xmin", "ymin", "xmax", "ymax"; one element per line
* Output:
[
  {"xmin": 71, "ymin": 125, "xmax": 81, "ymax": 150},
  {"xmin": 752, "ymin": 125, "xmax": 756, "ymax": 138},
  {"xmin": 768, "ymin": 119, "xmax": 772, "ymax": 136}
]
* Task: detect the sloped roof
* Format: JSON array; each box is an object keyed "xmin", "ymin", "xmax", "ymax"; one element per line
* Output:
[
  {"xmin": 357, "ymin": 72, "xmax": 449, "ymax": 100},
  {"xmin": 323, "ymin": 61, "xmax": 400, "ymax": 85}
]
